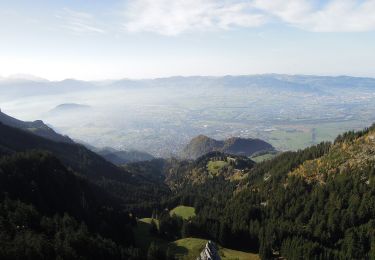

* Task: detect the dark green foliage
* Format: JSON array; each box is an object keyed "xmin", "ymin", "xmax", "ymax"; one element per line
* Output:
[
  {"xmin": 181, "ymin": 221, "xmax": 192, "ymax": 238},
  {"xmin": 219, "ymin": 222, "xmax": 231, "ymax": 246},
  {"xmin": 259, "ymin": 227, "xmax": 273, "ymax": 260},
  {"xmin": 0, "ymin": 122, "xmax": 122, "ymax": 180},
  {"xmin": 98, "ymin": 148, "xmax": 154, "ymax": 166},
  {"xmin": 0, "ymin": 110, "xmax": 73, "ymax": 144},
  {"xmin": 122, "ymin": 159, "xmax": 166, "ymax": 184},
  {"xmin": 147, "ymin": 242, "xmax": 165, "ymax": 260},
  {"xmin": 0, "ymin": 151, "xmax": 140, "ymax": 259},
  {"xmin": 166, "ymin": 246, "xmax": 175, "ymax": 260},
  {"xmin": 334, "ymin": 123, "xmax": 375, "ymax": 144},
  {"xmin": 0, "ymin": 151, "xmax": 135, "ymax": 244},
  {"xmin": 254, "ymin": 166, "xmax": 375, "ymax": 259},
  {"xmin": 0, "ymin": 122, "xmax": 170, "ymax": 216},
  {"xmin": 2, "ymin": 113, "xmax": 375, "ymax": 260},
  {"xmin": 163, "ymin": 132, "xmax": 375, "ymax": 259},
  {"xmin": 150, "ymin": 219, "xmax": 158, "ymax": 235},
  {"xmin": 158, "ymin": 212, "xmax": 183, "ymax": 240},
  {"xmin": 0, "ymin": 198, "xmax": 132, "ymax": 260}
]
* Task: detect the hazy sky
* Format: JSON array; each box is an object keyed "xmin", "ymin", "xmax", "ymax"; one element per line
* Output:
[{"xmin": 1, "ymin": 0, "xmax": 375, "ymax": 80}]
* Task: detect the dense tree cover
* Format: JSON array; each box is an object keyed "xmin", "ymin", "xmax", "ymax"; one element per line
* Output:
[
  {"xmin": 246, "ymin": 141, "xmax": 332, "ymax": 186},
  {"xmin": 255, "ymin": 165, "xmax": 375, "ymax": 259},
  {"xmin": 334, "ymin": 123, "xmax": 375, "ymax": 144},
  {"xmin": 157, "ymin": 152, "xmax": 257, "ymax": 250},
  {"xmin": 0, "ymin": 198, "xmax": 137, "ymax": 260},
  {"xmin": 164, "ymin": 151, "xmax": 254, "ymax": 191},
  {"xmin": 0, "ymin": 122, "xmax": 170, "ymax": 216},
  {"xmin": 0, "ymin": 151, "xmax": 141, "ymax": 259},
  {"xmin": 147, "ymin": 241, "xmax": 165, "ymax": 260},
  {"xmin": 150, "ymin": 209, "xmax": 184, "ymax": 240},
  {"xmin": 2, "ymin": 116, "xmax": 375, "ymax": 259},
  {"xmin": 122, "ymin": 159, "xmax": 166, "ymax": 184},
  {"xmin": 161, "ymin": 135, "xmax": 375, "ymax": 259}
]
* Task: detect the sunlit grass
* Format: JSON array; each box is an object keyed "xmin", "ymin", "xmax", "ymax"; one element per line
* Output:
[{"xmin": 170, "ymin": 206, "xmax": 196, "ymax": 220}]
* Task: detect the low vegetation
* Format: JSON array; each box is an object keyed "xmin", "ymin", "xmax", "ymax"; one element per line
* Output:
[
  {"xmin": 250, "ymin": 151, "xmax": 278, "ymax": 163},
  {"xmin": 170, "ymin": 206, "xmax": 196, "ymax": 220}
]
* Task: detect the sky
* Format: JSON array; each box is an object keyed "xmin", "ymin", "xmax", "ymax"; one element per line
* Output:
[{"xmin": 1, "ymin": 0, "xmax": 375, "ymax": 80}]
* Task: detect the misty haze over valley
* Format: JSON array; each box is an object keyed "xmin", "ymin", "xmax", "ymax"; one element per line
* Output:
[{"xmin": 1, "ymin": 74, "xmax": 374, "ymax": 157}]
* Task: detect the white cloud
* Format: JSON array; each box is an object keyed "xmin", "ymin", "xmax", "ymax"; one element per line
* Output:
[
  {"xmin": 254, "ymin": 0, "xmax": 375, "ymax": 32},
  {"xmin": 56, "ymin": 8, "xmax": 105, "ymax": 34},
  {"xmin": 122, "ymin": 0, "xmax": 266, "ymax": 35},
  {"xmin": 122, "ymin": 0, "xmax": 375, "ymax": 35}
]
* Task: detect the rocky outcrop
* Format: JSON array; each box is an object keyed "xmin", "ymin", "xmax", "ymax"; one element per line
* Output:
[{"xmin": 196, "ymin": 241, "xmax": 221, "ymax": 260}]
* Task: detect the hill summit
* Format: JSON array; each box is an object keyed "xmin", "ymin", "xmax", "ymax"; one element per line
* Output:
[
  {"xmin": 50, "ymin": 103, "xmax": 91, "ymax": 113},
  {"xmin": 182, "ymin": 135, "xmax": 274, "ymax": 159}
]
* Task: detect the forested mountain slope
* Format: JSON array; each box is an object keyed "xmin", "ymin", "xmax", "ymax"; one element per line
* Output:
[
  {"xmin": 251, "ymin": 126, "xmax": 375, "ymax": 259},
  {"xmin": 1, "ymin": 109, "xmax": 375, "ymax": 259},
  {"xmin": 0, "ymin": 121, "xmax": 128, "ymax": 180},
  {"xmin": 290, "ymin": 127, "xmax": 375, "ymax": 183},
  {"xmin": 152, "ymin": 125, "xmax": 375, "ymax": 259},
  {"xmin": 0, "ymin": 121, "xmax": 170, "ymax": 215},
  {"xmin": 168, "ymin": 125, "xmax": 375, "ymax": 259},
  {"xmin": 98, "ymin": 148, "xmax": 155, "ymax": 165},
  {"xmin": 0, "ymin": 151, "xmax": 137, "ymax": 259},
  {"xmin": 165, "ymin": 152, "xmax": 255, "ymax": 190}
]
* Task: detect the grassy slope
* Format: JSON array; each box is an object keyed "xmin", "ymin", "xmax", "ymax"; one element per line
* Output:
[
  {"xmin": 171, "ymin": 238, "xmax": 206, "ymax": 260},
  {"xmin": 172, "ymin": 238, "xmax": 259, "ymax": 260},
  {"xmin": 207, "ymin": 160, "xmax": 228, "ymax": 175},
  {"xmin": 250, "ymin": 152, "xmax": 277, "ymax": 163},
  {"xmin": 134, "ymin": 219, "xmax": 259, "ymax": 260},
  {"xmin": 170, "ymin": 206, "xmax": 196, "ymax": 220}
]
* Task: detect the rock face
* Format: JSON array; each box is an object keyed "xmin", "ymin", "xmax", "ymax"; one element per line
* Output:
[
  {"xmin": 182, "ymin": 135, "xmax": 274, "ymax": 159},
  {"xmin": 196, "ymin": 241, "xmax": 221, "ymax": 260}
]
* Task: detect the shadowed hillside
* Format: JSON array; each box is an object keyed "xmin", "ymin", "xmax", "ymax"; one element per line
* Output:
[
  {"xmin": 0, "ymin": 151, "xmax": 136, "ymax": 259},
  {"xmin": 0, "ymin": 118, "xmax": 170, "ymax": 215},
  {"xmin": 0, "ymin": 110, "xmax": 73, "ymax": 143}
]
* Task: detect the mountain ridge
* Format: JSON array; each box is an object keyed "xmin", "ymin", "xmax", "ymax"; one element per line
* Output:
[
  {"xmin": 0, "ymin": 110, "xmax": 73, "ymax": 144},
  {"xmin": 182, "ymin": 135, "xmax": 274, "ymax": 159},
  {"xmin": 0, "ymin": 114, "xmax": 170, "ymax": 215}
]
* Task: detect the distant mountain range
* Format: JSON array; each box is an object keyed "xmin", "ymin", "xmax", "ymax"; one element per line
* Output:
[
  {"xmin": 182, "ymin": 135, "xmax": 275, "ymax": 159},
  {"xmin": 1, "ymin": 74, "xmax": 375, "ymax": 98},
  {"xmin": 2, "ymin": 73, "xmax": 374, "ymax": 157}
]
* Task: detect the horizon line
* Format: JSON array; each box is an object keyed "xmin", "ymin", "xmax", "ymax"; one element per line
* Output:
[{"xmin": 2, "ymin": 72, "xmax": 375, "ymax": 83}]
